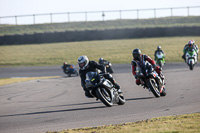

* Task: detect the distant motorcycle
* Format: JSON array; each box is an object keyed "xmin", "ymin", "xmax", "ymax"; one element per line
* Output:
[
  {"xmin": 155, "ymin": 51, "xmax": 165, "ymax": 68},
  {"xmin": 135, "ymin": 61, "xmax": 166, "ymax": 97},
  {"xmin": 62, "ymin": 63, "xmax": 78, "ymax": 77},
  {"xmin": 185, "ymin": 48, "xmax": 198, "ymax": 70},
  {"xmin": 85, "ymin": 71, "xmax": 125, "ymax": 107},
  {"xmin": 99, "ymin": 59, "xmax": 114, "ymax": 73}
]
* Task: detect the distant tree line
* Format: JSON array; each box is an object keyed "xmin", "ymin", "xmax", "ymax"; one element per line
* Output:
[{"xmin": 0, "ymin": 26, "xmax": 200, "ymax": 45}]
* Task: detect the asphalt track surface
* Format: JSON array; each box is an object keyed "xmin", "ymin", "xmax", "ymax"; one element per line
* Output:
[{"xmin": 0, "ymin": 63, "xmax": 200, "ymax": 133}]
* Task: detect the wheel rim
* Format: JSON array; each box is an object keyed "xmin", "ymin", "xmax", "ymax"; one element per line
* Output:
[
  {"xmin": 150, "ymin": 79, "xmax": 159, "ymax": 93},
  {"xmin": 101, "ymin": 88, "xmax": 112, "ymax": 102}
]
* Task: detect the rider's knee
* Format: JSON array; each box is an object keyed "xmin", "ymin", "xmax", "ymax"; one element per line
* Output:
[{"xmin": 136, "ymin": 79, "xmax": 141, "ymax": 85}]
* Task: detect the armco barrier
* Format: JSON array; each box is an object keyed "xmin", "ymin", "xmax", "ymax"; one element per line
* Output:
[{"xmin": 0, "ymin": 26, "xmax": 200, "ymax": 45}]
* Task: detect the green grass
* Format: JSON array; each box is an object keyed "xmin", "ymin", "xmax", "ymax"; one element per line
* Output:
[
  {"xmin": 46, "ymin": 113, "xmax": 200, "ymax": 133},
  {"xmin": 0, "ymin": 16, "xmax": 200, "ymax": 36},
  {"xmin": 0, "ymin": 36, "xmax": 199, "ymax": 67}
]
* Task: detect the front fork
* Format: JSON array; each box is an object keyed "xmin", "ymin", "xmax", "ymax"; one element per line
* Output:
[{"xmin": 155, "ymin": 75, "xmax": 165, "ymax": 93}]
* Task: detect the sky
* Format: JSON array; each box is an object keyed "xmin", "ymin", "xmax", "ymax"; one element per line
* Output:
[{"xmin": 0, "ymin": 0, "xmax": 200, "ymax": 24}]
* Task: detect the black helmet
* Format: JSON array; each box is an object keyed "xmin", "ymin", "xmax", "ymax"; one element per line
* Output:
[{"xmin": 132, "ymin": 48, "xmax": 141, "ymax": 60}]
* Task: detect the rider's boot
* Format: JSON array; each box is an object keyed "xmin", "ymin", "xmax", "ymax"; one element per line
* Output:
[
  {"xmin": 182, "ymin": 54, "xmax": 186, "ymax": 62},
  {"xmin": 85, "ymin": 91, "xmax": 94, "ymax": 98},
  {"xmin": 113, "ymin": 82, "xmax": 123, "ymax": 94},
  {"xmin": 182, "ymin": 55, "xmax": 185, "ymax": 60},
  {"xmin": 106, "ymin": 73, "xmax": 123, "ymax": 94},
  {"xmin": 159, "ymin": 73, "xmax": 166, "ymax": 85},
  {"xmin": 159, "ymin": 73, "xmax": 165, "ymax": 80}
]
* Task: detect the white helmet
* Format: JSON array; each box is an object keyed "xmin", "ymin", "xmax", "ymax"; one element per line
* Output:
[
  {"xmin": 78, "ymin": 55, "xmax": 89, "ymax": 70},
  {"xmin": 99, "ymin": 57, "xmax": 103, "ymax": 62},
  {"xmin": 157, "ymin": 46, "xmax": 161, "ymax": 50}
]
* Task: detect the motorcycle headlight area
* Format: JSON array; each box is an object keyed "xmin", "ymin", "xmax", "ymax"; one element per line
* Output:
[
  {"xmin": 91, "ymin": 75, "xmax": 100, "ymax": 85},
  {"xmin": 85, "ymin": 80, "xmax": 94, "ymax": 88},
  {"xmin": 85, "ymin": 75, "xmax": 100, "ymax": 87}
]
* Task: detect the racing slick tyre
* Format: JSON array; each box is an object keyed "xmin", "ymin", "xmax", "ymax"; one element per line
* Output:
[
  {"xmin": 96, "ymin": 88, "xmax": 113, "ymax": 107},
  {"xmin": 148, "ymin": 78, "xmax": 160, "ymax": 98}
]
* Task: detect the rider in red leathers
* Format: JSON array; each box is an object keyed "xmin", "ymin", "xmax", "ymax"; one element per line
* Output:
[{"xmin": 131, "ymin": 48, "xmax": 164, "ymax": 86}]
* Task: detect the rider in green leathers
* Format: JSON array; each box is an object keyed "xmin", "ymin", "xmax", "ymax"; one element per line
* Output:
[
  {"xmin": 154, "ymin": 46, "xmax": 165, "ymax": 62},
  {"xmin": 182, "ymin": 40, "xmax": 199, "ymax": 61}
]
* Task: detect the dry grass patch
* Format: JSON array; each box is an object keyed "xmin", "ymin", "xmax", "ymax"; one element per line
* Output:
[
  {"xmin": 0, "ymin": 36, "xmax": 200, "ymax": 67},
  {"xmin": 46, "ymin": 113, "xmax": 200, "ymax": 133},
  {"xmin": 0, "ymin": 76, "xmax": 60, "ymax": 86}
]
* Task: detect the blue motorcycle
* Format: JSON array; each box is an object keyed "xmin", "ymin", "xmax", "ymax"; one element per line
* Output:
[{"xmin": 62, "ymin": 62, "xmax": 78, "ymax": 77}]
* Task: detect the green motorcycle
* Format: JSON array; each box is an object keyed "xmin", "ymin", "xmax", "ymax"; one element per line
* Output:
[
  {"xmin": 185, "ymin": 48, "xmax": 198, "ymax": 70},
  {"xmin": 155, "ymin": 51, "xmax": 165, "ymax": 68}
]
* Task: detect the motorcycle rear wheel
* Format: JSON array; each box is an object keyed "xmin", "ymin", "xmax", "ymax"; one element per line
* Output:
[
  {"xmin": 160, "ymin": 87, "xmax": 167, "ymax": 96},
  {"xmin": 148, "ymin": 78, "xmax": 160, "ymax": 98},
  {"xmin": 117, "ymin": 94, "xmax": 126, "ymax": 105},
  {"xmin": 96, "ymin": 88, "xmax": 113, "ymax": 107},
  {"xmin": 106, "ymin": 67, "xmax": 113, "ymax": 73}
]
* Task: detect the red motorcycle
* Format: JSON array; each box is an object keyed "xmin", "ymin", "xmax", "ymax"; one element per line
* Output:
[{"xmin": 135, "ymin": 61, "xmax": 166, "ymax": 97}]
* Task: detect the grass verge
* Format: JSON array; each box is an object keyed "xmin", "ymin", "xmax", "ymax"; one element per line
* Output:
[
  {"xmin": 46, "ymin": 113, "xmax": 200, "ymax": 133},
  {"xmin": 0, "ymin": 36, "xmax": 200, "ymax": 67}
]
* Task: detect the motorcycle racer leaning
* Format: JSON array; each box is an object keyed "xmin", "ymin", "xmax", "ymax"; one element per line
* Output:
[
  {"xmin": 131, "ymin": 48, "xmax": 165, "ymax": 86},
  {"xmin": 62, "ymin": 62, "xmax": 74, "ymax": 74},
  {"xmin": 78, "ymin": 55, "xmax": 122, "ymax": 98}
]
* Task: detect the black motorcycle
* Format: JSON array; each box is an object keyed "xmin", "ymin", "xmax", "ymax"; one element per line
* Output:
[
  {"xmin": 85, "ymin": 72, "xmax": 125, "ymax": 107},
  {"xmin": 62, "ymin": 63, "xmax": 78, "ymax": 77},
  {"xmin": 135, "ymin": 61, "xmax": 166, "ymax": 97},
  {"xmin": 99, "ymin": 60, "xmax": 113, "ymax": 73}
]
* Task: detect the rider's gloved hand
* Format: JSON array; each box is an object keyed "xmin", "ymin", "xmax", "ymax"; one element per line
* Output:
[
  {"xmin": 99, "ymin": 72, "xmax": 105, "ymax": 75},
  {"xmin": 157, "ymin": 66, "xmax": 162, "ymax": 71},
  {"xmin": 154, "ymin": 65, "xmax": 162, "ymax": 74},
  {"xmin": 153, "ymin": 64, "xmax": 162, "ymax": 70},
  {"xmin": 153, "ymin": 64, "xmax": 157, "ymax": 69}
]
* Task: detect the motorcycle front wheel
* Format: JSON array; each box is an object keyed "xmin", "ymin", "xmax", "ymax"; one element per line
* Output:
[
  {"xmin": 157, "ymin": 60, "xmax": 163, "ymax": 68},
  {"xmin": 106, "ymin": 67, "xmax": 113, "ymax": 73},
  {"xmin": 189, "ymin": 61, "xmax": 194, "ymax": 70},
  {"xmin": 148, "ymin": 78, "xmax": 160, "ymax": 98},
  {"xmin": 96, "ymin": 88, "xmax": 113, "ymax": 107}
]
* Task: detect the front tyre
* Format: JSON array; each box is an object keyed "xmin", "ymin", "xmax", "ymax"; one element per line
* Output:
[
  {"xmin": 106, "ymin": 67, "xmax": 113, "ymax": 73},
  {"xmin": 158, "ymin": 60, "xmax": 163, "ymax": 68},
  {"xmin": 189, "ymin": 61, "xmax": 194, "ymax": 70},
  {"xmin": 96, "ymin": 88, "xmax": 113, "ymax": 107},
  {"xmin": 117, "ymin": 94, "xmax": 126, "ymax": 105},
  {"xmin": 148, "ymin": 78, "xmax": 160, "ymax": 98}
]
